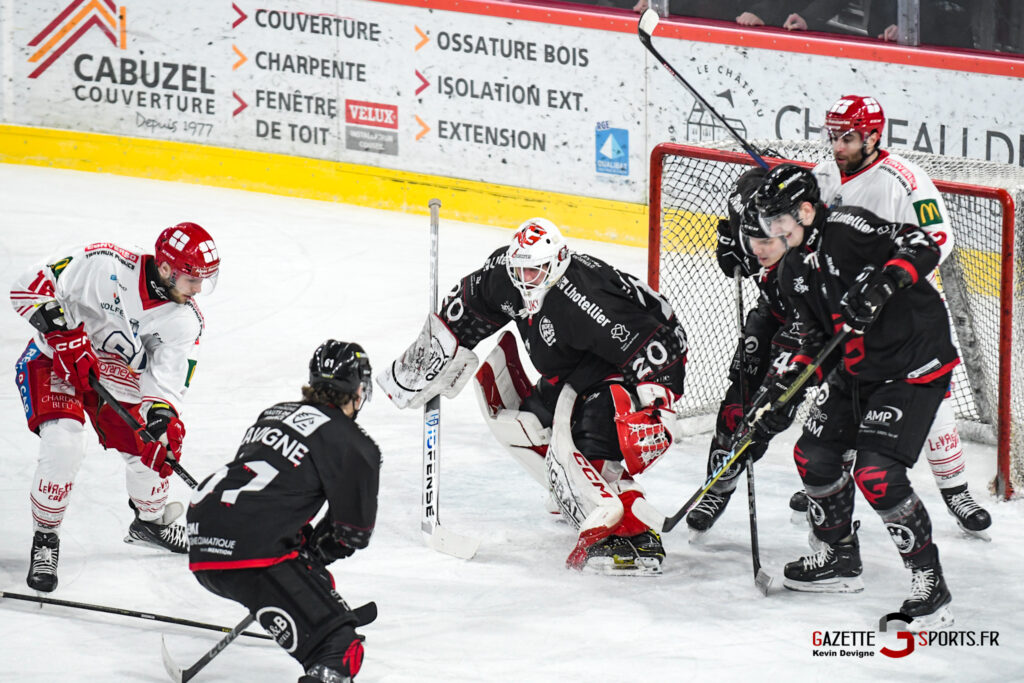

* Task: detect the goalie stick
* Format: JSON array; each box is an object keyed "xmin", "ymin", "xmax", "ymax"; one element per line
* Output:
[
  {"xmin": 88, "ymin": 374, "xmax": 199, "ymax": 488},
  {"xmin": 733, "ymin": 267, "xmax": 773, "ymax": 597},
  {"xmin": 662, "ymin": 329, "xmax": 849, "ymax": 533},
  {"xmin": 637, "ymin": 9, "xmax": 777, "ymax": 169},
  {"xmin": 421, "ymin": 198, "xmax": 480, "ymax": 560},
  {"xmin": 160, "ymin": 601, "xmax": 378, "ymax": 683}
]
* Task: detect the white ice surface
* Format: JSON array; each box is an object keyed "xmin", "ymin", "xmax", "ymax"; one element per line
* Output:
[{"xmin": 0, "ymin": 165, "xmax": 1021, "ymax": 682}]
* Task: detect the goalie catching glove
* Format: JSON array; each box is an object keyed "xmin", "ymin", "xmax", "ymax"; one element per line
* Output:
[
  {"xmin": 610, "ymin": 383, "xmax": 681, "ymax": 476},
  {"xmin": 376, "ymin": 313, "xmax": 478, "ymax": 409}
]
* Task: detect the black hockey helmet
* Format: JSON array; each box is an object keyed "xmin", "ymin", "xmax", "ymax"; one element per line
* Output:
[
  {"xmin": 727, "ymin": 167, "xmax": 768, "ymax": 240},
  {"xmin": 309, "ymin": 340, "xmax": 373, "ymax": 404},
  {"xmin": 753, "ymin": 163, "xmax": 820, "ymax": 237}
]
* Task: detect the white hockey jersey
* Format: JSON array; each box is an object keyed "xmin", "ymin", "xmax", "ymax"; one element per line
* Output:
[
  {"xmin": 813, "ymin": 150, "xmax": 953, "ymax": 265},
  {"xmin": 9, "ymin": 242, "xmax": 204, "ymax": 410}
]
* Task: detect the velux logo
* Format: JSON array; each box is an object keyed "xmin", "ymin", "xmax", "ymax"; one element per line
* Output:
[
  {"xmin": 345, "ymin": 100, "xmax": 398, "ymax": 130},
  {"xmin": 28, "ymin": 0, "xmax": 126, "ymax": 79}
]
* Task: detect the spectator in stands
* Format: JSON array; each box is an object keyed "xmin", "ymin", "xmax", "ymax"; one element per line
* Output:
[{"xmin": 871, "ymin": 0, "xmax": 973, "ymax": 49}]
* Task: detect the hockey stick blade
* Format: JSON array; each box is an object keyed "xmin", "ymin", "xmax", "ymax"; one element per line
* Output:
[
  {"xmin": 755, "ymin": 568, "xmax": 774, "ymax": 596},
  {"xmin": 425, "ymin": 525, "xmax": 480, "ymax": 560},
  {"xmin": 161, "ymin": 601, "xmax": 378, "ymax": 683},
  {"xmin": 637, "ymin": 7, "xmax": 660, "ymax": 39}
]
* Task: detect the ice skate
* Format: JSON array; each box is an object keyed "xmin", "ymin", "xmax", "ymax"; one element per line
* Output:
[
  {"xmin": 685, "ymin": 490, "xmax": 733, "ymax": 541},
  {"xmin": 941, "ymin": 485, "xmax": 991, "ymax": 541},
  {"xmin": 125, "ymin": 501, "xmax": 188, "ymax": 553},
  {"xmin": 581, "ymin": 532, "xmax": 662, "ymax": 576},
  {"xmin": 901, "ymin": 564, "xmax": 954, "ymax": 630},
  {"xmin": 783, "ymin": 527, "xmax": 863, "ymax": 593},
  {"xmin": 27, "ymin": 530, "xmax": 60, "ymax": 593}
]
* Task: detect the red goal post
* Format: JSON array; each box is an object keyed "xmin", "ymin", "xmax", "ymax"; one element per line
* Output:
[{"xmin": 648, "ymin": 142, "xmax": 1021, "ymax": 499}]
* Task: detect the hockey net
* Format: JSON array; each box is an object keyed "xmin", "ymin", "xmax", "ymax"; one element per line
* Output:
[{"xmin": 649, "ymin": 140, "xmax": 1023, "ymax": 499}]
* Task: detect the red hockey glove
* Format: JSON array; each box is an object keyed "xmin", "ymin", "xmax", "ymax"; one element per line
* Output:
[
  {"xmin": 138, "ymin": 403, "xmax": 185, "ymax": 478},
  {"xmin": 44, "ymin": 323, "xmax": 97, "ymax": 392}
]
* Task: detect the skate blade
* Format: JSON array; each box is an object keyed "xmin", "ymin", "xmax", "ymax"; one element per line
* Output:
[
  {"xmin": 790, "ymin": 509, "xmax": 809, "ymax": 525},
  {"xmin": 956, "ymin": 522, "xmax": 992, "ymax": 542},
  {"xmin": 783, "ymin": 576, "xmax": 864, "ymax": 593},
  {"xmin": 907, "ymin": 605, "xmax": 954, "ymax": 631},
  {"xmin": 687, "ymin": 527, "xmax": 710, "ymax": 544},
  {"xmin": 581, "ymin": 557, "xmax": 663, "ymax": 577}
]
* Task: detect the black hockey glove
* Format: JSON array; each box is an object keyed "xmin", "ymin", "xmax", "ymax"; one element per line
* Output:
[
  {"xmin": 747, "ymin": 361, "xmax": 813, "ymax": 442},
  {"xmin": 308, "ymin": 518, "xmax": 356, "ymax": 565},
  {"xmin": 840, "ymin": 264, "xmax": 911, "ymax": 334},
  {"xmin": 715, "ymin": 219, "xmax": 747, "ymax": 278}
]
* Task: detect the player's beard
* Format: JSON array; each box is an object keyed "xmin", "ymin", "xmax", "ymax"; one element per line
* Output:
[{"xmin": 834, "ymin": 149, "xmax": 861, "ymax": 174}]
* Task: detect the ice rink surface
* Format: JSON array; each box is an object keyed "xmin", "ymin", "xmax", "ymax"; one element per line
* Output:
[{"xmin": 0, "ymin": 164, "xmax": 1021, "ymax": 681}]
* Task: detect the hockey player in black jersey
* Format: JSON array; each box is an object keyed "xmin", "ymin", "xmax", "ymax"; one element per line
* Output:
[
  {"xmin": 684, "ymin": 166, "xmax": 806, "ymax": 536},
  {"xmin": 188, "ymin": 340, "xmax": 379, "ymax": 682},
  {"xmin": 378, "ymin": 218, "xmax": 688, "ymax": 575},
  {"xmin": 751, "ymin": 164, "xmax": 957, "ymax": 628}
]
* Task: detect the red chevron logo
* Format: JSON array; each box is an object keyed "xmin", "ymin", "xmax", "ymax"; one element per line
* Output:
[{"xmin": 28, "ymin": 0, "xmax": 126, "ymax": 79}]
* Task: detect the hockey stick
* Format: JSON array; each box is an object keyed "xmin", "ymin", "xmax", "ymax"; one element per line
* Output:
[
  {"xmin": 733, "ymin": 268, "xmax": 773, "ymax": 596},
  {"xmin": 637, "ymin": 9, "xmax": 775, "ymax": 169},
  {"xmin": 88, "ymin": 374, "xmax": 199, "ymax": 488},
  {"xmin": 0, "ymin": 591, "xmax": 272, "ymax": 639},
  {"xmin": 160, "ymin": 601, "xmax": 378, "ymax": 683},
  {"xmin": 663, "ymin": 329, "xmax": 848, "ymax": 533},
  {"xmin": 421, "ymin": 198, "xmax": 480, "ymax": 560}
]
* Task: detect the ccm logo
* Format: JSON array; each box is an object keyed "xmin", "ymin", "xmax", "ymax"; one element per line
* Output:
[
  {"xmin": 345, "ymin": 100, "xmax": 398, "ymax": 129},
  {"xmin": 53, "ymin": 338, "xmax": 88, "ymax": 352}
]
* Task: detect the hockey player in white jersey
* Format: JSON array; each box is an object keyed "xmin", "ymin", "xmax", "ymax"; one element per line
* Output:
[
  {"xmin": 802, "ymin": 94, "xmax": 991, "ymax": 537},
  {"xmin": 10, "ymin": 223, "xmax": 220, "ymax": 592}
]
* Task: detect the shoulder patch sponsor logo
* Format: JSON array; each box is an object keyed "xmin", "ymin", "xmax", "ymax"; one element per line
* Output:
[
  {"xmin": 284, "ymin": 405, "xmax": 332, "ymax": 436},
  {"xmin": 792, "ymin": 276, "xmax": 809, "ymax": 294},
  {"xmin": 913, "ymin": 199, "xmax": 943, "ymax": 227},
  {"xmin": 610, "ymin": 324, "xmax": 631, "ymax": 343},
  {"xmin": 84, "ymin": 242, "xmax": 140, "ymax": 263},
  {"xmin": 881, "ymin": 157, "xmax": 918, "ymax": 191},
  {"xmin": 539, "ymin": 316, "xmax": 556, "ymax": 346},
  {"xmin": 48, "ymin": 256, "xmax": 73, "ymax": 280}
]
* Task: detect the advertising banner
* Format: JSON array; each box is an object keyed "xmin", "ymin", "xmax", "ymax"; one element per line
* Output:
[{"xmin": 4, "ymin": 0, "xmax": 1024, "ymax": 206}]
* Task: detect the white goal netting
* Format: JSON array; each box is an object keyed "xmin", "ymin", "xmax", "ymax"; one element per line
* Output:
[{"xmin": 651, "ymin": 139, "xmax": 1024, "ymax": 498}]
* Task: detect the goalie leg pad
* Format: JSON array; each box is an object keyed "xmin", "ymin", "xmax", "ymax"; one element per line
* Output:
[
  {"xmin": 547, "ymin": 386, "xmax": 664, "ymax": 572},
  {"xmin": 474, "ymin": 332, "xmax": 550, "ymax": 487},
  {"xmin": 376, "ymin": 313, "xmax": 479, "ymax": 409}
]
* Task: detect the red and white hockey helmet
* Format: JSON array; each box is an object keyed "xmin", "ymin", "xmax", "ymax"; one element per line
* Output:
[
  {"xmin": 155, "ymin": 222, "xmax": 220, "ymax": 292},
  {"xmin": 824, "ymin": 95, "xmax": 885, "ymax": 143},
  {"xmin": 506, "ymin": 218, "xmax": 571, "ymax": 312}
]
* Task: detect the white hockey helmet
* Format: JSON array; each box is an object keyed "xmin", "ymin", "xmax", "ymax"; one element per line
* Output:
[{"xmin": 505, "ymin": 218, "xmax": 571, "ymax": 311}]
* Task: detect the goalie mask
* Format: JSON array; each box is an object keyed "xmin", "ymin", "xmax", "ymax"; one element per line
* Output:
[{"xmin": 506, "ymin": 218, "xmax": 572, "ymax": 314}]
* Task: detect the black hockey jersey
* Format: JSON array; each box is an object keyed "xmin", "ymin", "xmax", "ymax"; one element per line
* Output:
[
  {"xmin": 777, "ymin": 205, "xmax": 959, "ymax": 383},
  {"xmin": 440, "ymin": 248, "xmax": 688, "ymax": 399},
  {"xmin": 187, "ymin": 401, "xmax": 381, "ymax": 571}
]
